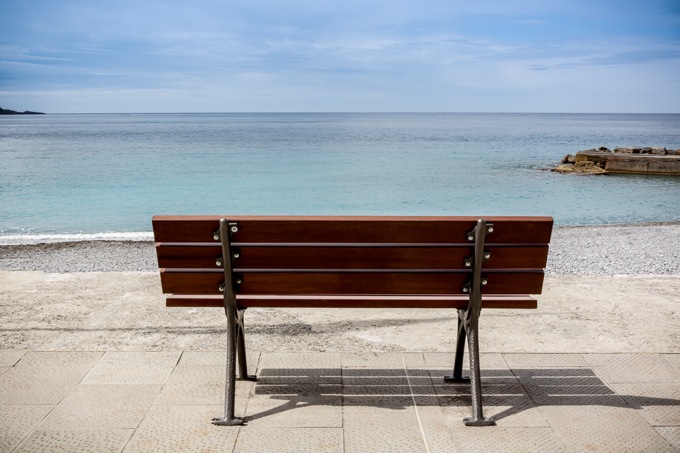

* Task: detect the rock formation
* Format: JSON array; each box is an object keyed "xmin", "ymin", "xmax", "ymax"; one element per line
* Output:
[
  {"xmin": 0, "ymin": 107, "xmax": 45, "ymax": 115},
  {"xmin": 552, "ymin": 147, "xmax": 680, "ymax": 175}
]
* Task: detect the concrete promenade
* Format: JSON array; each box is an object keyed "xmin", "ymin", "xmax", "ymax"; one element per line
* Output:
[{"xmin": 2, "ymin": 350, "xmax": 679, "ymax": 452}]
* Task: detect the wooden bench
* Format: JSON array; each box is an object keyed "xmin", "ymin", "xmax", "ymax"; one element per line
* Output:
[{"xmin": 152, "ymin": 215, "xmax": 553, "ymax": 426}]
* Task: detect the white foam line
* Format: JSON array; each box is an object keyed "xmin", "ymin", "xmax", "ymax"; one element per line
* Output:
[{"xmin": 0, "ymin": 232, "xmax": 154, "ymax": 245}]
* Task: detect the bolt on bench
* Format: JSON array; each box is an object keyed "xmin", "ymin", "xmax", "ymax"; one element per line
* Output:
[{"xmin": 152, "ymin": 215, "xmax": 553, "ymax": 426}]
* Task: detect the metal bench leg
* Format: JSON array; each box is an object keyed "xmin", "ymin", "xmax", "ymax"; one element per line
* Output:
[
  {"xmin": 212, "ymin": 218, "xmax": 246, "ymax": 426},
  {"xmin": 212, "ymin": 305, "xmax": 244, "ymax": 426},
  {"xmin": 451, "ymin": 219, "xmax": 495, "ymax": 426},
  {"xmin": 463, "ymin": 313, "xmax": 494, "ymax": 426},
  {"xmin": 444, "ymin": 311, "xmax": 470, "ymax": 383},
  {"xmin": 236, "ymin": 309, "xmax": 257, "ymax": 381}
]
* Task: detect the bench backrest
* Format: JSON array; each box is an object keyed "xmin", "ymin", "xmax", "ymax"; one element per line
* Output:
[{"xmin": 153, "ymin": 215, "xmax": 553, "ymax": 308}]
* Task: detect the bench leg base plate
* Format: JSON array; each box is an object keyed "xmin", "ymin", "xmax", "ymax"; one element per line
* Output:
[
  {"xmin": 212, "ymin": 416, "xmax": 245, "ymax": 426},
  {"xmin": 444, "ymin": 375, "xmax": 470, "ymax": 384},
  {"xmin": 238, "ymin": 374, "xmax": 258, "ymax": 381},
  {"xmin": 464, "ymin": 417, "xmax": 496, "ymax": 427}
]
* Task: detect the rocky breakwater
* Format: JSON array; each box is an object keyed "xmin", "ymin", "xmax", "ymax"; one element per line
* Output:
[{"xmin": 552, "ymin": 146, "xmax": 680, "ymax": 175}]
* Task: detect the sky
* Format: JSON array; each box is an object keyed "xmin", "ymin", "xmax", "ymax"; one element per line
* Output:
[{"xmin": 1, "ymin": 0, "xmax": 679, "ymax": 113}]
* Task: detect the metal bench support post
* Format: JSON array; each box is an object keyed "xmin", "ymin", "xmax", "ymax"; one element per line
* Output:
[
  {"xmin": 212, "ymin": 219, "xmax": 255, "ymax": 426},
  {"xmin": 445, "ymin": 219, "xmax": 496, "ymax": 426}
]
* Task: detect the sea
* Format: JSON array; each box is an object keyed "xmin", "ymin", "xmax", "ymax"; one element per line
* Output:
[{"xmin": 1, "ymin": 112, "xmax": 679, "ymax": 244}]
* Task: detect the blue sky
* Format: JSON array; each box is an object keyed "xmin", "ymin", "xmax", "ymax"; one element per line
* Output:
[{"xmin": 1, "ymin": 0, "xmax": 679, "ymax": 113}]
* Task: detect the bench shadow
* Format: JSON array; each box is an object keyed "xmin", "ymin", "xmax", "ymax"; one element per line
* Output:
[{"xmin": 244, "ymin": 367, "xmax": 680, "ymax": 424}]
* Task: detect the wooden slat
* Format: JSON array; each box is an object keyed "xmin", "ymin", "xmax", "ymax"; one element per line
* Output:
[
  {"xmin": 166, "ymin": 294, "xmax": 538, "ymax": 309},
  {"xmin": 160, "ymin": 269, "xmax": 545, "ymax": 295},
  {"xmin": 155, "ymin": 243, "xmax": 550, "ymax": 270},
  {"xmin": 152, "ymin": 215, "xmax": 553, "ymax": 244}
]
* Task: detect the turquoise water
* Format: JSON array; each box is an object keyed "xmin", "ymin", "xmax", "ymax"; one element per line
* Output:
[{"xmin": 1, "ymin": 112, "xmax": 679, "ymax": 243}]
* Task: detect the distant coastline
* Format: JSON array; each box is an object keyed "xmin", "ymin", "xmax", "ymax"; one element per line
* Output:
[{"xmin": 0, "ymin": 107, "xmax": 45, "ymax": 115}]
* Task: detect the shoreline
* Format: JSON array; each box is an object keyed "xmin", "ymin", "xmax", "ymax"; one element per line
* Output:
[
  {"xmin": 1, "ymin": 222, "xmax": 679, "ymax": 275},
  {"xmin": 2, "ymin": 219, "xmax": 680, "ymax": 246}
]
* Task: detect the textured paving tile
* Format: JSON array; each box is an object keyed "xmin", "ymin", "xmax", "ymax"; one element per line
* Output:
[
  {"xmin": 177, "ymin": 350, "xmax": 260, "ymax": 372},
  {"xmin": 662, "ymin": 354, "xmax": 680, "ymax": 374},
  {"xmin": 155, "ymin": 365, "xmax": 254, "ymax": 412},
  {"xmin": 82, "ymin": 351, "xmax": 180, "ymax": 385},
  {"xmin": 342, "ymin": 367, "xmax": 408, "ymax": 386},
  {"xmin": 421, "ymin": 352, "xmax": 506, "ymax": 369},
  {"xmin": 539, "ymin": 405, "xmax": 677, "ymax": 452},
  {"xmin": 612, "ymin": 383, "xmax": 680, "ymax": 426},
  {"xmin": 259, "ymin": 352, "xmax": 341, "ymax": 369},
  {"xmin": 416, "ymin": 405, "xmax": 457, "ymax": 453},
  {"xmin": 15, "ymin": 429, "xmax": 133, "ymax": 453},
  {"xmin": 429, "ymin": 365, "xmax": 518, "ymax": 385},
  {"xmin": 656, "ymin": 427, "xmax": 680, "ymax": 451},
  {"xmin": 0, "ymin": 367, "xmax": 9, "ymax": 376},
  {"xmin": 449, "ymin": 427, "xmax": 567, "ymax": 453},
  {"xmin": 435, "ymin": 382, "xmax": 548, "ymax": 427},
  {"xmin": 0, "ymin": 353, "xmax": 101, "ymax": 404},
  {"xmin": 513, "ymin": 367, "xmax": 604, "ymax": 387},
  {"xmin": 0, "ymin": 350, "xmax": 26, "ymax": 367},
  {"xmin": 0, "ymin": 405, "xmax": 53, "ymax": 453},
  {"xmin": 343, "ymin": 405, "xmax": 425, "ymax": 453},
  {"xmin": 513, "ymin": 367, "xmax": 625, "ymax": 407},
  {"xmin": 585, "ymin": 353, "xmax": 680, "ymax": 384},
  {"xmin": 38, "ymin": 384, "xmax": 160, "ymax": 430},
  {"xmin": 123, "ymin": 405, "xmax": 238, "ymax": 453},
  {"xmin": 342, "ymin": 352, "xmax": 404, "ymax": 368},
  {"xmin": 234, "ymin": 427, "xmax": 343, "ymax": 452},
  {"xmin": 257, "ymin": 352, "xmax": 341, "ymax": 386},
  {"xmin": 14, "ymin": 351, "xmax": 102, "ymax": 369},
  {"xmin": 246, "ymin": 382, "xmax": 342, "ymax": 427},
  {"xmin": 503, "ymin": 353, "xmax": 588, "ymax": 368},
  {"xmin": 401, "ymin": 352, "xmax": 426, "ymax": 367}
]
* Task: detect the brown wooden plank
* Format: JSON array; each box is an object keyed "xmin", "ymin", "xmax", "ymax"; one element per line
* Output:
[
  {"xmin": 166, "ymin": 294, "xmax": 537, "ymax": 309},
  {"xmin": 156, "ymin": 243, "xmax": 550, "ymax": 270},
  {"xmin": 160, "ymin": 269, "xmax": 545, "ymax": 295},
  {"xmin": 152, "ymin": 215, "xmax": 553, "ymax": 244}
]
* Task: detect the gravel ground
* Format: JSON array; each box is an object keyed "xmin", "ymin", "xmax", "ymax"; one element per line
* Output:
[{"xmin": 0, "ymin": 222, "xmax": 679, "ymax": 275}]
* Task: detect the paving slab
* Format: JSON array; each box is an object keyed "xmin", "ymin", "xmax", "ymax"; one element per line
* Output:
[
  {"xmin": 82, "ymin": 351, "xmax": 180, "ymax": 385},
  {"xmin": 123, "ymin": 405, "xmax": 238, "ymax": 453},
  {"xmin": 177, "ymin": 350, "xmax": 260, "ymax": 372},
  {"xmin": 612, "ymin": 383, "xmax": 680, "ymax": 426},
  {"xmin": 539, "ymin": 405, "xmax": 677, "ymax": 452},
  {"xmin": 0, "ymin": 405, "xmax": 53, "ymax": 453},
  {"xmin": 342, "ymin": 352, "xmax": 404, "ymax": 368},
  {"xmin": 434, "ymin": 381, "xmax": 548, "ymax": 427},
  {"xmin": 414, "ymin": 404, "xmax": 458, "ymax": 453},
  {"xmin": 420, "ymin": 352, "xmax": 505, "ymax": 369},
  {"xmin": 38, "ymin": 384, "xmax": 160, "ymax": 430},
  {"xmin": 503, "ymin": 353, "xmax": 588, "ymax": 368},
  {"xmin": 14, "ymin": 429, "xmax": 133, "ymax": 453},
  {"xmin": 663, "ymin": 354, "xmax": 680, "ymax": 374},
  {"xmin": 2, "ymin": 351, "xmax": 679, "ymax": 453},
  {"xmin": 234, "ymin": 427, "xmax": 343, "ymax": 453},
  {"xmin": 155, "ymin": 365, "xmax": 254, "ymax": 413},
  {"xmin": 448, "ymin": 427, "xmax": 568, "ymax": 453},
  {"xmin": 343, "ymin": 405, "xmax": 425, "ymax": 452},
  {"xmin": 0, "ymin": 350, "xmax": 26, "ymax": 367},
  {"xmin": 0, "ymin": 352, "xmax": 102, "ymax": 404},
  {"xmin": 584, "ymin": 353, "xmax": 680, "ymax": 384},
  {"xmin": 513, "ymin": 367, "xmax": 622, "ymax": 407},
  {"xmin": 246, "ymin": 381, "xmax": 342, "ymax": 427},
  {"xmin": 656, "ymin": 427, "xmax": 680, "ymax": 450}
]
